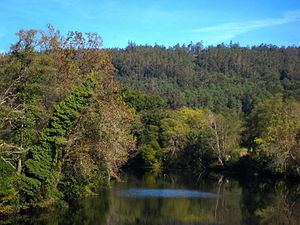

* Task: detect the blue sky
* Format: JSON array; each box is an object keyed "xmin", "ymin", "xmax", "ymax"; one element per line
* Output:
[{"xmin": 0, "ymin": 0, "xmax": 300, "ymax": 52}]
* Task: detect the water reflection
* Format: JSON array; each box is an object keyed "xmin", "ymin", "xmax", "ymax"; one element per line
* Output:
[
  {"xmin": 115, "ymin": 188, "xmax": 221, "ymax": 198},
  {"xmin": 2, "ymin": 171, "xmax": 300, "ymax": 225},
  {"xmin": 240, "ymin": 177, "xmax": 300, "ymax": 225}
]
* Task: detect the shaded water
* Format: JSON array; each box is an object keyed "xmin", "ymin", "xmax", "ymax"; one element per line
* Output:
[{"xmin": 2, "ymin": 171, "xmax": 300, "ymax": 225}]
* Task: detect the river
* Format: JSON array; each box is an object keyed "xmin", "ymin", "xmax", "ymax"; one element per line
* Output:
[{"xmin": 2, "ymin": 170, "xmax": 300, "ymax": 225}]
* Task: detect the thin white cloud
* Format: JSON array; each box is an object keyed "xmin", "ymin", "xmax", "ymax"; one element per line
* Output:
[{"xmin": 191, "ymin": 10, "xmax": 300, "ymax": 42}]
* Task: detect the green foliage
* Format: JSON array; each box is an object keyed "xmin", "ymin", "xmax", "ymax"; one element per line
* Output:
[
  {"xmin": 24, "ymin": 75, "xmax": 96, "ymax": 200},
  {"xmin": 140, "ymin": 140, "xmax": 163, "ymax": 168},
  {"xmin": 244, "ymin": 94, "xmax": 300, "ymax": 174},
  {"xmin": 112, "ymin": 44, "xmax": 300, "ymax": 114},
  {"xmin": 159, "ymin": 107, "xmax": 243, "ymax": 170},
  {"xmin": 187, "ymin": 129, "xmax": 215, "ymax": 170},
  {"xmin": 58, "ymin": 75, "xmax": 136, "ymax": 200},
  {"xmin": 17, "ymin": 175, "xmax": 41, "ymax": 198},
  {"xmin": 1, "ymin": 26, "xmax": 134, "ymax": 214},
  {"xmin": 122, "ymin": 88, "xmax": 167, "ymax": 168},
  {"xmin": 122, "ymin": 88, "xmax": 167, "ymax": 112},
  {"xmin": 124, "ymin": 87, "xmax": 244, "ymax": 171},
  {"xmin": 0, "ymin": 173, "xmax": 42, "ymax": 214},
  {"xmin": 58, "ymin": 171, "xmax": 90, "ymax": 200},
  {"xmin": 0, "ymin": 158, "xmax": 15, "ymax": 179},
  {"xmin": 0, "ymin": 175, "xmax": 20, "ymax": 214}
]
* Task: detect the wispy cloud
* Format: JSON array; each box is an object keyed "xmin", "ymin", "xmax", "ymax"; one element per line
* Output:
[{"xmin": 191, "ymin": 10, "xmax": 300, "ymax": 42}]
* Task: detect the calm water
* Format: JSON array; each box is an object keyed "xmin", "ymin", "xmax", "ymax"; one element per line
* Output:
[{"xmin": 2, "ymin": 171, "xmax": 300, "ymax": 225}]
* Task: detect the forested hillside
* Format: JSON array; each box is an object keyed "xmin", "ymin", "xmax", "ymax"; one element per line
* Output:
[
  {"xmin": 111, "ymin": 42, "xmax": 300, "ymax": 177},
  {"xmin": 111, "ymin": 43, "xmax": 300, "ymax": 114}
]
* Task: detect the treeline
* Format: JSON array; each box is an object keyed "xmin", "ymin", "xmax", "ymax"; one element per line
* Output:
[
  {"xmin": 122, "ymin": 89, "xmax": 300, "ymax": 176},
  {"xmin": 0, "ymin": 26, "xmax": 135, "ymax": 214},
  {"xmin": 111, "ymin": 43, "xmax": 300, "ymax": 114}
]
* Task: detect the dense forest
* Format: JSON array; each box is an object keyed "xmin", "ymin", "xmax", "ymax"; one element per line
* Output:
[
  {"xmin": 111, "ymin": 42, "xmax": 300, "ymax": 173},
  {"xmin": 111, "ymin": 42, "xmax": 300, "ymax": 114},
  {"xmin": 0, "ymin": 26, "xmax": 299, "ymax": 215}
]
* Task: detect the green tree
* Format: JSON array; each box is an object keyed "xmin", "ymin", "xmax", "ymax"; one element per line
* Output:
[
  {"xmin": 206, "ymin": 108, "xmax": 243, "ymax": 166},
  {"xmin": 246, "ymin": 94, "xmax": 300, "ymax": 173}
]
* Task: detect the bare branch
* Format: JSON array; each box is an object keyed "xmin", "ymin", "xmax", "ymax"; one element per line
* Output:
[
  {"xmin": 0, "ymin": 143, "xmax": 29, "ymax": 154},
  {"xmin": 0, "ymin": 155, "xmax": 16, "ymax": 169}
]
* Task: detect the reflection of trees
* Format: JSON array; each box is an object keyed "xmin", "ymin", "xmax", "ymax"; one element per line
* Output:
[
  {"xmin": 212, "ymin": 175, "xmax": 242, "ymax": 225},
  {"xmin": 3, "ymin": 173, "xmax": 300, "ymax": 225},
  {"xmin": 2, "ymin": 190, "xmax": 111, "ymax": 225},
  {"xmin": 105, "ymin": 172, "xmax": 242, "ymax": 225},
  {"xmin": 240, "ymin": 178, "xmax": 300, "ymax": 225},
  {"xmin": 255, "ymin": 183, "xmax": 300, "ymax": 225},
  {"xmin": 107, "ymin": 196, "xmax": 217, "ymax": 224}
]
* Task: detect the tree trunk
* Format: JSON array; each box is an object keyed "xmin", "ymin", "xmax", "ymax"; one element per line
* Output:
[{"xmin": 17, "ymin": 159, "xmax": 22, "ymax": 173}]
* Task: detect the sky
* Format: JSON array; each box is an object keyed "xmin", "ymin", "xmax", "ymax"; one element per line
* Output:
[{"xmin": 0, "ymin": 0, "xmax": 300, "ymax": 52}]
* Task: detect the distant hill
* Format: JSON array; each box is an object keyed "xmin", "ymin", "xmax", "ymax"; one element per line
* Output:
[{"xmin": 110, "ymin": 43, "xmax": 300, "ymax": 114}]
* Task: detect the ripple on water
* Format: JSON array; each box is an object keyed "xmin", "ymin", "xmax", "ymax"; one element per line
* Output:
[{"xmin": 114, "ymin": 188, "xmax": 221, "ymax": 198}]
